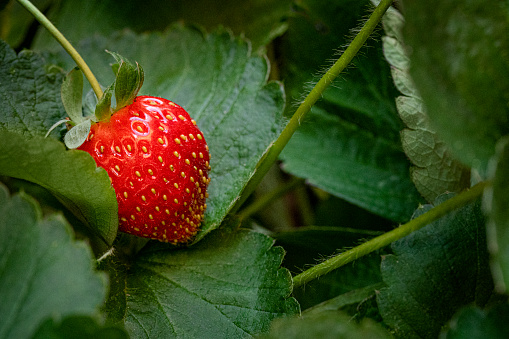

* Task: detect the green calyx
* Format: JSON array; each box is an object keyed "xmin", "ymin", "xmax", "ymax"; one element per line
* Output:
[{"xmin": 58, "ymin": 52, "xmax": 145, "ymax": 149}]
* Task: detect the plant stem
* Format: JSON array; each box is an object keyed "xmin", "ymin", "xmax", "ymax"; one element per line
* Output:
[
  {"xmin": 233, "ymin": 0, "xmax": 394, "ymax": 211},
  {"xmin": 292, "ymin": 181, "xmax": 489, "ymax": 288},
  {"xmin": 237, "ymin": 176, "xmax": 305, "ymax": 221},
  {"xmin": 16, "ymin": 0, "xmax": 103, "ymax": 99}
]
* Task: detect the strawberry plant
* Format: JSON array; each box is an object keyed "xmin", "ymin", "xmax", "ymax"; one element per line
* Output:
[{"xmin": 1, "ymin": 0, "xmax": 508, "ymax": 338}]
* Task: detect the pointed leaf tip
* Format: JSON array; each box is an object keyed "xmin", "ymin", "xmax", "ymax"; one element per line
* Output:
[{"xmin": 105, "ymin": 51, "xmax": 144, "ymax": 110}]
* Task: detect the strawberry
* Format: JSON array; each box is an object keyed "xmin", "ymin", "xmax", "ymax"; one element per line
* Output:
[
  {"xmin": 59, "ymin": 52, "xmax": 210, "ymax": 244},
  {"xmin": 78, "ymin": 96, "xmax": 210, "ymax": 243}
]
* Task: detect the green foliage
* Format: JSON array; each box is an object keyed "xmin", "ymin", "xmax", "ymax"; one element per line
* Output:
[
  {"xmin": 1, "ymin": 0, "xmax": 509, "ymax": 337},
  {"xmin": 403, "ymin": 0, "xmax": 509, "ymax": 172},
  {"xmin": 0, "ymin": 184, "xmax": 108, "ymax": 339},
  {"xmin": 100, "ymin": 228, "xmax": 299, "ymax": 337},
  {"xmin": 377, "ymin": 195, "xmax": 493, "ymax": 338}
]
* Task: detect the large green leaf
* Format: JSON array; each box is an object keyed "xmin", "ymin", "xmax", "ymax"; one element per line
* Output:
[
  {"xmin": 45, "ymin": 26, "xmax": 286, "ymax": 241},
  {"xmin": 402, "ymin": 0, "xmax": 509, "ymax": 172},
  {"xmin": 377, "ymin": 195, "xmax": 493, "ymax": 338},
  {"xmin": 380, "ymin": 6, "xmax": 470, "ymax": 202},
  {"xmin": 442, "ymin": 304, "xmax": 509, "ymax": 339},
  {"xmin": 0, "ymin": 39, "xmax": 66, "ymax": 138},
  {"xmin": 0, "ymin": 185, "xmax": 107, "ymax": 339},
  {"xmin": 279, "ymin": 0, "xmax": 422, "ymax": 222},
  {"xmin": 280, "ymin": 107, "xmax": 422, "ymax": 222},
  {"xmin": 33, "ymin": 0, "xmax": 291, "ymax": 52},
  {"xmin": 0, "ymin": 131, "xmax": 118, "ymax": 245},
  {"xmin": 101, "ymin": 228, "xmax": 299, "ymax": 338}
]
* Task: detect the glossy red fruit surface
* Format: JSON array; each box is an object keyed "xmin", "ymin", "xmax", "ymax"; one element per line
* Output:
[{"xmin": 78, "ymin": 96, "xmax": 210, "ymax": 244}]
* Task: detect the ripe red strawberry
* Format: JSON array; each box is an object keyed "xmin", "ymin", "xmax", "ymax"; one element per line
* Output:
[{"xmin": 77, "ymin": 96, "xmax": 210, "ymax": 244}]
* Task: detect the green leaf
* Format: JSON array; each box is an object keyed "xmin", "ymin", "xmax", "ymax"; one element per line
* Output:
[
  {"xmin": 61, "ymin": 66, "xmax": 84, "ymax": 124},
  {"xmin": 64, "ymin": 119, "xmax": 91, "ymax": 149},
  {"xmin": 101, "ymin": 228, "xmax": 299, "ymax": 338},
  {"xmin": 107, "ymin": 51, "xmax": 144, "ymax": 111},
  {"xmin": 95, "ymin": 83, "xmax": 114, "ymax": 121},
  {"xmin": 32, "ymin": 0, "xmax": 291, "ymax": 52},
  {"xmin": 377, "ymin": 194, "xmax": 493, "ymax": 338},
  {"xmin": 280, "ymin": 107, "xmax": 422, "ymax": 222},
  {"xmin": 381, "ymin": 6, "xmax": 470, "ymax": 202},
  {"xmin": 260, "ymin": 310, "xmax": 391, "ymax": 339},
  {"xmin": 402, "ymin": 0, "xmax": 509, "ymax": 171},
  {"xmin": 442, "ymin": 304, "xmax": 509, "ymax": 339},
  {"xmin": 32, "ymin": 315, "xmax": 128, "ymax": 339},
  {"xmin": 0, "ymin": 185, "xmax": 107, "ymax": 339},
  {"xmin": 0, "ymin": 131, "xmax": 118, "ymax": 245},
  {"xmin": 485, "ymin": 136, "xmax": 509, "ymax": 292},
  {"xmin": 0, "ymin": 39, "xmax": 66, "ymax": 138},
  {"xmin": 278, "ymin": 1, "xmax": 422, "ymax": 222},
  {"xmin": 47, "ymin": 26, "xmax": 286, "ymax": 241}
]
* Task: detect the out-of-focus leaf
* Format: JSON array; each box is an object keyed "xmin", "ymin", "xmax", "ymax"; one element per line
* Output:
[
  {"xmin": 377, "ymin": 194, "xmax": 493, "ymax": 338},
  {"xmin": 442, "ymin": 304, "xmax": 509, "ymax": 339},
  {"xmin": 0, "ymin": 185, "xmax": 107, "ymax": 339},
  {"xmin": 32, "ymin": 315, "xmax": 128, "ymax": 339},
  {"xmin": 260, "ymin": 310, "xmax": 391, "ymax": 339},
  {"xmin": 33, "ymin": 0, "xmax": 291, "ymax": 52},
  {"xmin": 402, "ymin": 0, "xmax": 509, "ymax": 172}
]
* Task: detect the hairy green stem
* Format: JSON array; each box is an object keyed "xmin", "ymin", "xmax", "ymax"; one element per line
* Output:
[
  {"xmin": 238, "ymin": 177, "xmax": 305, "ymax": 221},
  {"xmin": 233, "ymin": 0, "xmax": 394, "ymax": 211},
  {"xmin": 16, "ymin": 0, "xmax": 103, "ymax": 99},
  {"xmin": 292, "ymin": 181, "xmax": 489, "ymax": 288}
]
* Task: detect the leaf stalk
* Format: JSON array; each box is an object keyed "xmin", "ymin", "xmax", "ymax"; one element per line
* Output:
[
  {"xmin": 16, "ymin": 0, "xmax": 103, "ymax": 99},
  {"xmin": 292, "ymin": 181, "xmax": 489, "ymax": 288},
  {"xmin": 234, "ymin": 0, "xmax": 395, "ymax": 210}
]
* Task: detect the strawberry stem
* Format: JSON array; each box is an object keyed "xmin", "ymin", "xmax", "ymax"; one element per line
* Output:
[
  {"xmin": 292, "ymin": 181, "xmax": 489, "ymax": 287},
  {"xmin": 16, "ymin": 0, "xmax": 104, "ymax": 100}
]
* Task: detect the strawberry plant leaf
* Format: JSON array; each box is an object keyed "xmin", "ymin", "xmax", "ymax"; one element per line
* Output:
[
  {"xmin": 442, "ymin": 304, "xmax": 509, "ymax": 339},
  {"xmin": 32, "ymin": 0, "xmax": 291, "ymax": 53},
  {"xmin": 101, "ymin": 228, "xmax": 299, "ymax": 337},
  {"xmin": 280, "ymin": 107, "xmax": 422, "ymax": 222},
  {"xmin": 381, "ymin": 6, "xmax": 470, "ymax": 202},
  {"xmin": 0, "ymin": 39, "xmax": 66, "ymax": 138},
  {"xmin": 278, "ymin": 0, "xmax": 422, "ymax": 222},
  {"xmin": 32, "ymin": 315, "xmax": 128, "ymax": 339},
  {"xmin": 402, "ymin": 0, "xmax": 509, "ymax": 172},
  {"xmin": 485, "ymin": 136, "xmax": 509, "ymax": 293},
  {"xmin": 260, "ymin": 310, "xmax": 391, "ymax": 339},
  {"xmin": 61, "ymin": 66, "xmax": 84, "ymax": 124},
  {"xmin": 46, "ymin": 26, "xmax": 286, "ymax": 240},
  {"xmin": 0, "ymin": 131, "xmax": 118, "ymax": 245},
  {"xmin": 64, "ymin": 119, "xmax": 91, "ymax": 149},
  {"xmin": 377, "ymin": 194, "xmax": 493, "ymax": 338},
  {"xmin": 0, "ymin": 185, "xmax": 108, "ymax": 339}
]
